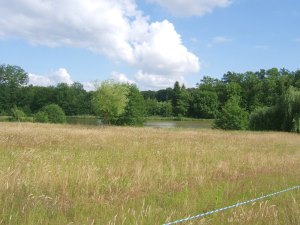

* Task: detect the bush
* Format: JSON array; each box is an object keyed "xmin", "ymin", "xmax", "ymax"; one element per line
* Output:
[
  {"xmin": 11, "ymin": 106, "xmax": 26, "ymax": 122},
  {"xmin": 34, "ymin": 111, "xmax": 49, "ymax": 123},
  {"xmin": 281, "ymin": 87, "xmax": 300, "ymax": 132},
  {"xmin": 214, "ymin": 97, "xmax": 249, "ymax": 130},
  {"xmin": 35, "ymin": 104, "xmax": 66, "ymax": 124},
  {"xmin": 117, "ymin": 84, "xmax": 146, "ymax": 126},
  {"xmin": 249, "ymin": 106, "xmax": 282, "ymax": 131}
]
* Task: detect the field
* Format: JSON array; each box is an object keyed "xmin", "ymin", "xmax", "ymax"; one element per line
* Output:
[{"xmin": 0, "ymin": 122, "xmax": 299, "ymax": 225}]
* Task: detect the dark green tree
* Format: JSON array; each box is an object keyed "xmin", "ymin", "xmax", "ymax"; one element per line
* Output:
[
  {"xmin": 281, "ymin": 87, "xmax": 300, "ymax": 132},
  {"xmin": 172, "ymin": 82, "xmax": 190, "ymax": 117},
  {"xmin": 249, "ymin": 106, "xmax": 282, "ymax": 131},
  {"xmin": 0, "ymin": 64, "xmax": 28, "ymax": 112},
  {"xmin": 214, "ymin": 96, "xmax": 249, "ymax": 130},
  {"xmin": 191, "ymin": 90, "xmax": 219, "ymax": 118},
  {"xmin": 118, "ymin": 84, "xmax": 146, "ymax": 125}
]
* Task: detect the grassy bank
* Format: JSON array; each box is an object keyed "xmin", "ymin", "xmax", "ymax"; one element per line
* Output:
[{"xmin": 0, "ymin": 122, "xmax": 299, "ymax": 224}]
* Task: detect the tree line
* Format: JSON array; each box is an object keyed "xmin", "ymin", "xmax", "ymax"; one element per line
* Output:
[{"xmin": 1, "ymin": 64, "xmax": 300, "ymax": 131}]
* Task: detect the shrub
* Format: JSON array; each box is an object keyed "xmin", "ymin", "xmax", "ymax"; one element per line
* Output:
[
  {"xmin": 11, "ymin": 106, "xmax": 26, "ymax": 122},
  {"xmin": 117, "ymin": 84, "xmax": 146, "ymax": 126},
  {"xmin": 34, "ymin": 111, "xmax": 49, "ymax": 123},
  {"xmin": 281, "ymin": 87, "xmax": 300, "ymax": 132},
  {"xmin": 35, "ymin": 104, "xmax": 66, "ymax": 124},
  {"xmin": 249, "ymin": 106, "xmax": 282, "ymax": 131},
  {"xmin": 214, "ymin": 97, "xmax": 249, "ymax": 130}
]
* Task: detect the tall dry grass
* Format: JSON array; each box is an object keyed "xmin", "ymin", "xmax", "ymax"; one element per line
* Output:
[{"xmin": 0, "ymin": 122, "xmax": 299, "ymax": 224}]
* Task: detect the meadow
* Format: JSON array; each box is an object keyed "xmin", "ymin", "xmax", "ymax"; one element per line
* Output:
[{"xmin": 0, "ymin": 122, "xmax": 299, "ymax": 225}]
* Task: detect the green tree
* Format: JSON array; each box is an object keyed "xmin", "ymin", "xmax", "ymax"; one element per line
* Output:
[
  {"xmin": 214, "ymin": 97, "xmax": 249, "ymax": 130},
  {"xmin": 34, "ymin": 111, "xmax": 49, "ymax": 123},
  {"xmin": 145, "ymin": 98, "xmax": 161, "ymax": 116},
  {"xmin": 0, "ymin": 64, "xmax": 28, "ymax": 111},
  {"xmin": 281, "ymin": 87, "xmax": 300, "ymax": 132},
  {"xmin": 249, "ymin": 106, "xmax": 282, "ymax": 131},
  {"xmin": 54, "ymin": 82, "xmax": 90, "ymax": 116},
  {"xmin": 91, "ymin": 80, "xmax": 129, "ymax": 124},
  {"xmin": 11, "ymin": 106, "xmax": 26, "ymax": 122},
  {"xmin": 172, "ymin": 82, "xmax": 190, "ymax": 117},
  {"xmin": 191, "ymin": 90, "xmax": 219, "ymax": 118},
  {"xmin": 159, "ymin": 101, "xmax": 173, "ymax": 117},
  {"xmin": 31, "ymin": 86, "xmax": 56, "ymax": 113},
  {"xmin": 118, "ymin": 84, "xmax": 146, "ymax": 125},
  {"xmin": 38, "ymin": 104, "xmax": 66, "ymax": 124},
  {"xmin": 155, "ymin": 88, "xmax": 173, "ymax": 102}
]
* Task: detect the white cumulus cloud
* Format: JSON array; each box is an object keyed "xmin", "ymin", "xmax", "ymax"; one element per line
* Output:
[
  {"xmin": 147, "ymin": 0, "xmax": 232, "ymax": 16},
  {"xmin": 0, "ymin": 0, "xmax": 200, "ymax": 89},
  {"xmin": 111, "ymin": 71, "xmax": 135, "ymax": 84},
  {"xmin": 135, "ymin": 70, "xmax": 186, "ymax": 90},
  {"xmin": 29, "ymin": 68, "xmax": 73, "ymax": 86}
]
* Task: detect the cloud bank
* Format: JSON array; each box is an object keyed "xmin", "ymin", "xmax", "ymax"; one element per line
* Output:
[
  {"xmin": 0, "ymin": 0, "xmax": 200, "ymax": 88},
  {"xmin": 147, "ymin": 0, "xmax": 232, "ymax": 16}
]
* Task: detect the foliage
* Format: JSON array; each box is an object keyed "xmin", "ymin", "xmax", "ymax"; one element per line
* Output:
[
  {"xmin": 145, "ymin": 99, "xmax": 173, "ymax": 117},
  {"xmin": 118, "ymin": 84, "xmax": 146, "ymax": 125},
  {"xmin": 34, "ymin": 111, "xmax": 49, "ymax": 123},
  {"xmin": 214, "ymin": 97, "xmax": 249, "ymax": 130},
  {"xmin": 55, "ymin": 82, "xmax": 92, "ymax": 116},
  {"xmin": 0, "ymin": 64, "xmax": 28, "ymax": 111},
  {"xmin": 0, "ymin": 64, "xmax": 28, "ymax": 87},
  {"xmin": 11, "ymin": 106, "xmax": 26, "ymax": 122},
  {"xmin": 249, "ymin": 106, "xmax": 282, "ymax": 131},
  {"xmin": 281, "ymin": 87, "xmax": 300, "ymax": 132},
  {"xmin": 190, "ymin": 90, "xmax": 219, "ymax": 118},
  {"xmin": 35, "ymin": 104, "xmax": 66, "ymax": 124},
  {"xmin": 91, "ymin": 80, "xmax": 129, "ymax": 124},
  {"xmin": 1, "ymin": 63, "xmax": 300, "ymax": 133},
  {"xmin": 172, "ymin": 82, "xmax": 190, "ymax": 117}
]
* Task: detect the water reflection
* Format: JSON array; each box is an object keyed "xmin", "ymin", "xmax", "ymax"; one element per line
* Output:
[{"xmin": 66, "ymin": 117, "xmax": 213, "ymax": 129}]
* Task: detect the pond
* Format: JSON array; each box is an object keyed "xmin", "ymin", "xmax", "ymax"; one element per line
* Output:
[
  {"xmin": 66, "ymin": 117, "xmax": 213, "ymax": 129},
  {"xmin": 144, "ymin": 120, "xmax": 213, "ymax": 129}
]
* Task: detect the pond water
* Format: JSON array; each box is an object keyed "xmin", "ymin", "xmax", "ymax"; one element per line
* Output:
[
  {"xmin": 67, "ymin": 117, "xmax": 213, "ymax": 129},
  {"xmin": 144, "ymin": 120, "xmax": 212, "ymax": 129}
]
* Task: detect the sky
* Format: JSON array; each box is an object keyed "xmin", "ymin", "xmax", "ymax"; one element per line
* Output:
[{"xmin": 0, "ymin": 0, "xmax": 300, "ymax": 90}]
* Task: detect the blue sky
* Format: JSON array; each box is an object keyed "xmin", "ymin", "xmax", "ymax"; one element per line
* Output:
[{"xmin": 0, "ymin": 0, "xmax": 299, "ymax": 90}]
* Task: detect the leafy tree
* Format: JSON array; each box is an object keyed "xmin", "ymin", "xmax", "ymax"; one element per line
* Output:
[
  {"xmin": 241, "ymin": 71, "xmax": 262, "ymax": 111},
  {"xmin": 294, "ymin": 70, "xmax": 300, "ymax": 88},
  {"xmin": 197, "ymin": 76, "xmax": 218, "ymax": 92},
  {"xmin": 281, "ymin": 87, "xmax": 300, "ymax": 132},
  {"xmin": 118, "ymin": 84, "xmax": 146, "ymax": 125},
  {"xmin": 54, "ymin": 82, "xmax": 90, "ymax": 115},
  {"xmin": 145, "ymin": 98, "xmax": 160, "ymax": 116},
  {"xmin": 222, "ymin": 71, "xmax": 243, "ymax": 84},
  {"xmin": 225, "ymin": 82, "xmax": 242, "ymax": 100},
  {"xmin": 172, "ymin": 82, "xmax": 190, "ymax": 117},
  {"xmin": 141, "ymin": 90, "xmax": 156, "ymax": 99},
  {"xmin": 36, "ymin": 104, "xmax": 66, "ymax": 124},
  {"xmin": 155, "ymin": 88, "xmax": 173, "ymax": 102},
  {"xmin": 31, "ymin": 86, "xmax": 56, "ymax": 113},
  {"xmin": 159, "ymin": 101, "xmax": 173, "ymax": 117},
  {"xmin": 91, "ymin": 80, "xmax": 129, "ymax": 124},
  {"xmin": 249, "ymin": 106, "xmax": 282, "ymax": 131},
  {"xmin": 0, "ymin": 64, "xmax": 28, "ymax": 87},
  {"xmin": 11, "ymin": 106, "xmax": 26, "ymax": 122},
  {"xmin": 0, "ymin": 64, "xmax": 28, "ymax": 111},
  {"xmin": 191, "ymin": 90, "xmax": 219, "ymax": 118},
  {"xmin": 214, "ymin": 97, "xmax": 249, "ymax": 130},
  {"xmin": 34, "ymin": 111, "xmax": 49, "ymax": 123}
]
